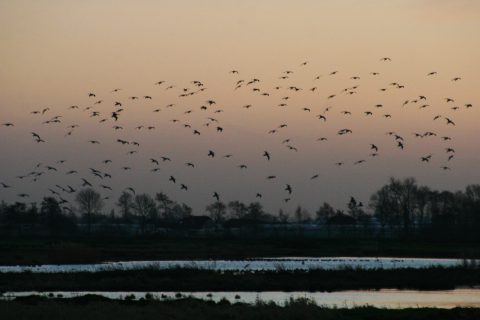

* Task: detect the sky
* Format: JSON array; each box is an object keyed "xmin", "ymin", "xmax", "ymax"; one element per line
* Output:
[{"xmin": 0, "ymin": 0, "xmax": 479, "ymax": 216}]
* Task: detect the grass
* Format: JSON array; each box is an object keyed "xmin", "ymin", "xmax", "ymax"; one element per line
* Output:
[
  {"xmin": 1, "ymin": 267, "xmax": 479, "ymax": 292},
  {"xmin": 1, "ymin": 237, "xmax": 480, "ymax": 265},
  {"xmin": 0, "ymin": 296, "xmax": 479, "ymax": 320}
]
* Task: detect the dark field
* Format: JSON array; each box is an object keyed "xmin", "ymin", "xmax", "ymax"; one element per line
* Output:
[
  {"xmin": 1, "ymin": 267, "xmax": 479, "ymax": 292},
  {"xmin": 1, "ymin": 296, "xmax": 479, "ymax": 320},
  {"xmin": 1, "ymin": 237, "xmax": 479, "ymax": 265}
]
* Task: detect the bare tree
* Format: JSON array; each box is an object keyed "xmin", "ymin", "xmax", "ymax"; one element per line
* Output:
[
  {"xmin": 228, "ymin": 200, "xmax": 248, "ymax": 218},
  {"xmin": 75, "ymin": 188, "xmax": 103, "ymax": 234},
  {"xmin": 155, "ymin": 192, "xmax": 173, "ymax": 219},
  {"xmin": 116, "ymin": 191, "xmax": 133, "ymax": 222},
  {"xmin": 206, "ymin": 201, "xmax": 227, "ymax": 224},
  {"xmin": 132, "ymin": 193, "xmax": 157, "ymax": 233}
]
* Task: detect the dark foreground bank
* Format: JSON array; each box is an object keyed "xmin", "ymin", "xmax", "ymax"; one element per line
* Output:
[
  {"xmin": 0, "ymin": 296, "xmax": 479, "ymax": 320},
  {"xmin": 1, "ymin": 238, "xmax": 480, "ymax": 265},
  {"xmin": 1, "ymin": 267, "xmax": 479, "ymax": 292}
]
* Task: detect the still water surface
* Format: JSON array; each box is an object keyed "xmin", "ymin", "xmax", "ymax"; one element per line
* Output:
[
  {"xmin": 3, "ymin": 289, "xmax": 480, "ymax": 309},
  {"xmin": 0, "ymin": 257, "xmax": 466, "ymax": 273}
]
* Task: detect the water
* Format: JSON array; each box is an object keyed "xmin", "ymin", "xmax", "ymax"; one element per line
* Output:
[
  {"xmin": 0, "ymin": 257, "xmax": 466, "ymax": 273},
  {"xmin": 3, "ymin": 289, "xmax": 480, "ymax": 309}
]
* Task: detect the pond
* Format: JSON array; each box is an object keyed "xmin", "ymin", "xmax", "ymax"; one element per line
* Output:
[
  {"xmin": 3, "ymin": 289, "xmax": 480, "ymax": 309},
  {"xmin": 0, "ymin": 257, "xmax": 466, "ymax": 273}
]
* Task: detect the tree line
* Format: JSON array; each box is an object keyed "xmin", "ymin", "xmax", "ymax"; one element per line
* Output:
[{"xmin": 1, "ymin": 177, "xmax": 479, "ymax": 239}]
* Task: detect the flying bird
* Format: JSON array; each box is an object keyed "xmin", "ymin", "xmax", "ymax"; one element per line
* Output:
[
  {"xmin": 285, "ymin": 184, "xmax": 292, "ymax": 195},
  {"xmin": 263, "ymin": 151, "xmax": 271, "ymax": 161},
  {"xmin": 81, "ymin": 178, "xmax": 92, "ymax": 187}
]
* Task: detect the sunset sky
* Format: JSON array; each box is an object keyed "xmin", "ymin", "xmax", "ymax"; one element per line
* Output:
[{"xmin": 1, "ymin": 0, "xmax": 479, "ymax": 215}]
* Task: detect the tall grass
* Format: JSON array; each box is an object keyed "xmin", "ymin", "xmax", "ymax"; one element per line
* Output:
[{"xmin": 0, "ymin": 266, "xmax": 479, "ymax": 292}]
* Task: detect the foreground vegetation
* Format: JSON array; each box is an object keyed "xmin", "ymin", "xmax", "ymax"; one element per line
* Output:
[
  {"xmin": 1, "ymin": 267, "xmax": 479, "ymax": 292},
  {"xmin": 0, "ymin": 237, "xmax": 480, "ymax": 265},
  {"xmin": 0, "ymin": 296, "xmax": 479, "ymax": 320}
]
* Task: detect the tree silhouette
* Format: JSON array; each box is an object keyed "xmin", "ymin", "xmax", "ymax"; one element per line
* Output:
[
  {"xmin": 132, "ymin": 194, "xmax": 157, "ymax": 233},
  {"xmin": 206, "ymin": 201, "xmax": 227, "ymax": 224},
  {"xmin": 294, "ymin": 205, "xmax": 310, "ymax": 223},
  {"xmin": 316, "ymin": 202, "xmax": 335, "ymax": 224},
  {"xmin": 116, "ymin": 191, "xmax": 133, "ymax": 222},
  {"xmin": 347, "ymin": 197, "xmax": 365, "ymax": 222},
  {"xmin": 155, "ymin": 192, "xmax": 173, "ymax": 220},
  {"xmin": 40, "ymin": 197, "xmax": 62, "ymax": 235},
  {"xmin": 75, "ymin": 188, "xmax": 103, "ymax": 234},
  {"xmin": 169, "ymin": 203, "xmax": 192, "ymax": 222},
  {"xmin": 246, "ymin": 202, "xmax": 265, "ymax": 221},
  {"xmin": 370, "ymin": 177, "xmax": 417, "ymax": 230},
  {"xmin": 40, "ymin": 197, "xmax": 76, "ymax": 236},
  {"xmin": 228, "ymin": 200, "xmax": 248, "ymax": 218}
]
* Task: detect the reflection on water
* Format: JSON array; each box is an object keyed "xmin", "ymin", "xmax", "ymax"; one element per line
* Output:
[
  {"xmin": 0, "ymin": 257, "xmax": 467, "ymax": 273},
  {"xmin": 2, "ymin": 289, "xmax": 480, "ymax": 309}
]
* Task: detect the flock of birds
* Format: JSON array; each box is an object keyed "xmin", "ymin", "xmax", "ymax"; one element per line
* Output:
[{"xmin": 0, "ymin": 57, "xmax": 475, "ymax": 212}]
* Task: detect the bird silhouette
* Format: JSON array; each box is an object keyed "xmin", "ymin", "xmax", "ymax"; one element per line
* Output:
[
  {"xmin": 263, "ymin": 151, "xmax": 271, "ymax": 161},
  {"xmin": 285, "ymin": 184, "xmax": 292, "ymax": 195},
  {"xmin": 81, "ymin": 178, "xmax": 92, "ymax": 187},
  {"xmin": 445, "ymin": 118, "xmax": 456, "ymax": 126},
  {"xmin": 421, "ymin": 155, "xmax": 432, "ymax": 162}
]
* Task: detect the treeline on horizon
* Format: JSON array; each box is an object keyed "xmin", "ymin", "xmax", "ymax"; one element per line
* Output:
[{"xmin": 1, "ymin": 177, "xmax": 479, "ymax": 240}]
